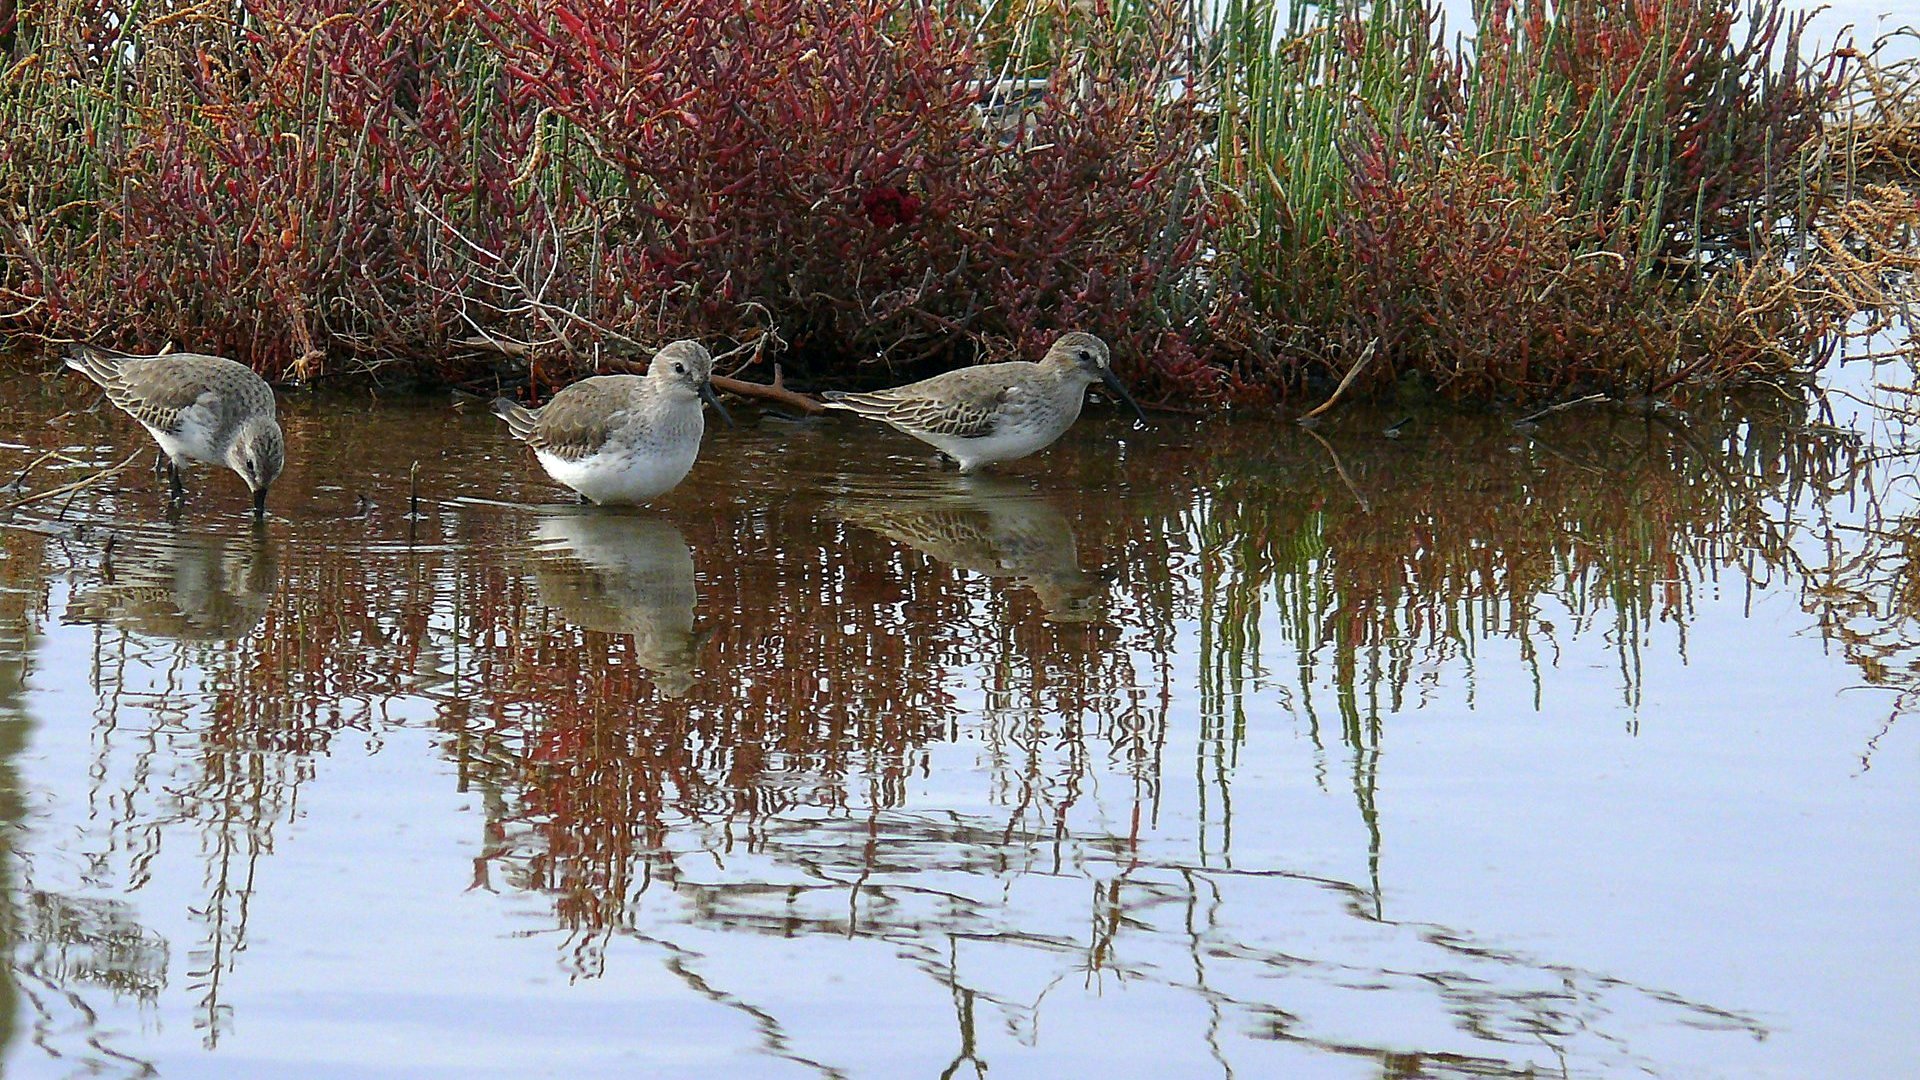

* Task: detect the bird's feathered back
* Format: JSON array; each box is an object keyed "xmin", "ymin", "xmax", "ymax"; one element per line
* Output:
[
  {"xmin": 493, "ymin": 375, "xmax": 684, "ymax": 462},
  {"xmin": 64, "ymin": 346, "xmax": 275, "ymax": 437},
  {"xmin": 821, "ymin": 365, "xmax": 1022, "ymax": 440}
]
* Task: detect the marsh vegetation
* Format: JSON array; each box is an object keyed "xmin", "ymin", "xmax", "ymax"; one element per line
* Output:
[{"xmin": 0, "ymin": 1, "xmax": 1914, "ymax": 405}]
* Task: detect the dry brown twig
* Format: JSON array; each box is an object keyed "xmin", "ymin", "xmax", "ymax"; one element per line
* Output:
[
  {"xmin": 1515, "ymin": 393, "xmax": 1612, "ymax": 427},
  {"xmin": 596, "ymin": 355, "xmax": 823, "ymax": 415},
  {"xmin": 711, "ymin": 366, "xmax": 823, "ymax": 415},
  {"xmin": 0, "ymin": 449, "xmax": 143, "ymax": 513},
  {"xmin": 426, "ymin": 203, "xmax": 808, "ymax": 410},
  {"xmin": 1300, "ymin": 339, "xmax": 1378, "ymax": 422}
]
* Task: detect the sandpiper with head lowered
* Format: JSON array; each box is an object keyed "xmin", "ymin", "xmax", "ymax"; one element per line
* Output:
[
  {"xmin": 63, "ymin": 345, "xmax": 284, "ymax": 517},
  {"xmin": 820, "ymin": 331, "xmax": 1147, "ymax": 472},
  {"xmin": 491, "ymin": 340, "xmax": 732, "ymax": 505}
]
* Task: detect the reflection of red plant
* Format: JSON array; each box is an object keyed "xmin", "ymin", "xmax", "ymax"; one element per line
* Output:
[{"xmin": 860, "ymin": 185, "xmax": 922, "ymax": 230}]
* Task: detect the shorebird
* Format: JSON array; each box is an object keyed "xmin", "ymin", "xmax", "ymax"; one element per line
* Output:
[
  {"xmin": 490, "ymin": 340, "xmax": 731, "ymax": 505},
  {"xmin": 820, "ymin": 332, "xmax": 1147, "ymax": 472},
  {"xmin": 63, "ymin": 345, "xmax": 285, "ymax": 516}
]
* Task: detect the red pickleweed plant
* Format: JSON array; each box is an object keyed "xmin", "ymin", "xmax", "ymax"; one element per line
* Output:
[
  {"xmin": 3, "ymin": 0, "xmax": 1225, "ymax": 400},
  {"xmin": 470, "ymin": 0, "xmax": 1218, "ymax": 394}
]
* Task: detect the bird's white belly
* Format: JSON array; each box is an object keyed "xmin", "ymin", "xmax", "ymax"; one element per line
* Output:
[
  {"xmin": 143, "ymin": 417, "xmax": 220, "ymax": 466},
  {"xmin": 930, "ymin": 423, "xmax": 1068, "ymax": 472},
  {"xmin": 536, "ymin": 444, "xmax": 697, "ymax": 504}
]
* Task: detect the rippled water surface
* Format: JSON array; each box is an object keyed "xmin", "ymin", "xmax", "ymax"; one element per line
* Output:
[{"xmin": 0, "ymin": 359, "xmax": 1916, "ymax": 1078}]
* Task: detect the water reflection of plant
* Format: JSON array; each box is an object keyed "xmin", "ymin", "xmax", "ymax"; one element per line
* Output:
[
  {"xmin": 1790, "ymin": 422, "xmax": 1920, "ymax": 768},
  {"xmin": 0, "ymin": 387, "xmax": 1889, "ymax": 1072},
  {"xmin": 444, "ymin": 493, "xmax": 1159, "ymax": 959},
  {"xmin": 405, "ymin": 404, "xmax": 1865, "ymax": 1072},
  {"xmin": 0, "ymin": 529, "xmax": 43, "ymax": 1061},
  {"xmin": 66, "ymin": 520, "xmax": 447, "ymax": 1049},
  {"xmin": 0, "ymin": 529, "xmax": 169, "ymax": 1073},
  {"xmin": 1169, "ymin": 398, "xmax": 1855, "ymax": 901},
  {"xmin": 1191, "ymin": 400, "xmax": 1855, "ymax": 737}
]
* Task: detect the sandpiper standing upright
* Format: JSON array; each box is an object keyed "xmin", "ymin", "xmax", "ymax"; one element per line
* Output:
[
  {"xmin": 491, "ymin": 340, "xmax": 732, "ymax": 505},
  {"xmin": 821, "ymin": 332, "xmax": 1147, "ymax": 472},
  {"xmin": 63, "ymin": 345, "xmax": 285, "ymax": 517}
]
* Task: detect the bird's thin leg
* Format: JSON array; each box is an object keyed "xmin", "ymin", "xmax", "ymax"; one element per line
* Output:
[
  {"xmin": 152, "ymin": 451, "xmax": 167, "ymax": 477},
  {"xmin": 167, "ymin": 462, "xmax": 185, "ymax": 503}
]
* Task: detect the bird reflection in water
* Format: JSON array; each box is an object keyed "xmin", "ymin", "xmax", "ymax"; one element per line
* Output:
[
  {"xmin": 65, "ymin": 528, "xmax": 278, "ymax": 641},
  {"xmin": 831, "ymin": 476, "xmax": 1107, "ymax": 623},
  {"xmin": 524, "ymin": 510, "xmax": 708, "ymax": 697}
]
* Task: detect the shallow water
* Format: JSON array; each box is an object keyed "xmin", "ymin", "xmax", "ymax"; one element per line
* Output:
[{"xmin": 0, "ymin": 360, "xmax": 1915, "ymax": 1078}]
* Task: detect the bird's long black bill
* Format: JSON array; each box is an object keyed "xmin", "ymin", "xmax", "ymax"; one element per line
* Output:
[
  {"xmin": 1100, "ymin": 369, "xmax": 1149, "ymax": 425},
  {"xmin": 699, "ymin": 382, "xmax": 736, "ymax": 427},
  {"xmin": 252, "ymin": 488, "xmax": 268, "ymax": 517}
]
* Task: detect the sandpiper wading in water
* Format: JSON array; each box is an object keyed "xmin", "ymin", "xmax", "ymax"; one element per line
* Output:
[
  {"xmin": 491, "ymin": 340, "xmax": 732, "ymax": 505},
  {"xmin": 821, "ymin": 332, "xmax": 1147, "ymax": 472},
  {"xmin": 63, "ymin": 345, "xmax": 284, "ymax": 517}
]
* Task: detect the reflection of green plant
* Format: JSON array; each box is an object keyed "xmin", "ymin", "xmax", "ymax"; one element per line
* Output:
[
  {"xmin": 1796, "ymin": 457, "xmax": 1920, "ymax": 765},
  {"xmin": 0, "ymin": 530, "xmax": 48, "ymax": 1060},
  {"xmin": 1185, "ymin": 396, "xmax": 1852, "ymax": 742}
]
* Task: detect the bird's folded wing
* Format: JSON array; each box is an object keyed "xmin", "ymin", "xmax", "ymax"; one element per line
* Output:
[
  {"xmin": 110, "ymin": 360, "xmax": 226, "ymax": 435},
  {"xmin": 524, "ymin": 389, "xmax": 634, "ymax": 461},
  {"xmin": 826, "ymin": 372, "xmax": 1015, "ymax": 440}
]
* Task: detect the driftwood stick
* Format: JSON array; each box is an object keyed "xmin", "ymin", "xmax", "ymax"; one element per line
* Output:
[
  {"xmin": 0, "ymin": 449, "xmax": 143, "ymax": 513},
  {"xmin": 599, "ymin": 352, "xmax": 823, "ymax": 412},
  {"xmin": 711, "ymin": 365, "xmax": 825, "ymax": 415},
  {"xmin": 1300, "ymin": 339, "xmax": 1379, "ymax": 422},
  {"xmin": 1514, "ymin": 392, "xmax": 1611, "ymax": 427},
  {"xmin": 585, "ymin": 356, "xmax": 826, "ymax": 415},
  {"xmin": 454, "ymin": 335, "xmax": 530, "ymax": 358}
]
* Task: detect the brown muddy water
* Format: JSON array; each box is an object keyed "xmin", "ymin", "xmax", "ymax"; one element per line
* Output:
[{"xmin": 0, "ymin": 359, "xmax": 1915, "ymax": 1078}]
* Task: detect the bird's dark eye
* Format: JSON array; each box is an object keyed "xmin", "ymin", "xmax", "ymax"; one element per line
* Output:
[
  {"xmin": 673, "ymin": 363, "xmax": 687, "ymax": 374},
  {"xmin": 1077, "ymin": 350, "xmax": 1092, "ymax": 363}
]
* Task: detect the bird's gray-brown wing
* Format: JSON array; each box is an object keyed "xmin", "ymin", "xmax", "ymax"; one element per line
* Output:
[
  {"xmin": 88, "ymin": 354, "xmax": 270, "ymax": 437},
  {"xmin": 823, "ymin": 363, "xmax": 1031, "ymax": 439},
  {"xmin": 520, "ymin": 375, "xmax": 644, "ymax": 461}
]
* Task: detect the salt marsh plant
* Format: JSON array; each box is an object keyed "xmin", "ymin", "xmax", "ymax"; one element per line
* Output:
[
  {"xmin": 0, "ymin": 0, "xmax": 1211, "ymax": 396},
  {"xmin": 0, "ymin": 0, "xmax": 1909, "ymax": 403},
  {"xmin": 1207, "ymin": 0, "xmax": 1865, "ymax": 400}
]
